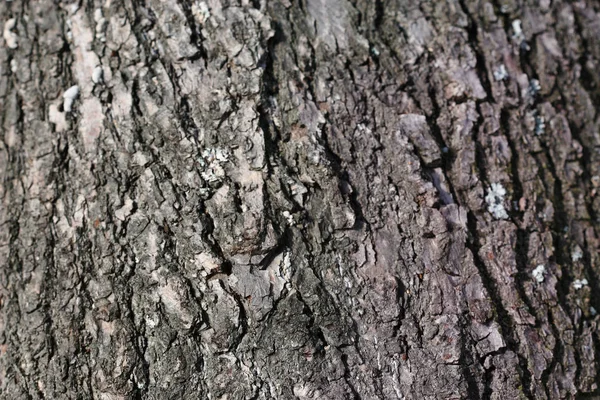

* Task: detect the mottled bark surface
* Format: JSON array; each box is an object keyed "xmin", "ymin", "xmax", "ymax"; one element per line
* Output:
[{"xmin": 1, "ymin": 0, "xmax": 600, "ymax": 398}]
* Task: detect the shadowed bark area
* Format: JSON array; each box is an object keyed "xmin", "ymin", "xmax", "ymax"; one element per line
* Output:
[{"xmin": 1, "ymin": 0, "xmax": 600, "ymax": 398}]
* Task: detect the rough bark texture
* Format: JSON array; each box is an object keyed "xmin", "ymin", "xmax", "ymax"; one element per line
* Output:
[{"xmin": 1, "ymin": 0, "xmax": 600, "ymax": 398}]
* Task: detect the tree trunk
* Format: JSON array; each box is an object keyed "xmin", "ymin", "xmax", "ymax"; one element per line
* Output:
[{"xmin": 1, "ymin": 0, "xmax": 600, "ymax": 398}]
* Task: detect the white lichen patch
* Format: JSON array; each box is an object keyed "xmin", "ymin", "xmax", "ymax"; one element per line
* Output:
[
  {"xmin": 493, "ymin": 64, "xmax": 508, "ymax": 81},
  {"xmin": 199, "ymin": 148, "xmax": 229, "ymax": 184},
  {"xmin": 192, "ymin": 1, "xmax": 211, "ymax": 24},
  {"xmin": 3, "ymin": 18, "xmax": 18, "ymax": 49},
  {"xmin": 65, "ymin": 18, "xmax": 73, "ymax": 41},
  {"xmin": 512, "ymin": 20, "xmax": 524, "ymax": 41},
  {"xmin": 512, "ymin": 19, "xmax": 530, "ymax": 50},
  {"xmin": 534, "ymin": 114, "xmax": 545, "ymax": 135},
  {"xmin": 62, "ymin": 85, "xmax": 80, "ymax": 112},
  {"xmin": 282, "ymin": 251, "xmax": 292, "ymax": 274},
  {"xmin": 145, "ymin": 313, "xmax": 160, "ymax": 329},
  {"xmin": 92, "ymin": 66, "xmax": 104, "ymax": 84},
  {"xmin": 532, "ymin": 264, "xmax": 546, "ymax": 283},
  {"xmin": 571, "ymin": 245, "xmax": 583, "ymax": 262},
  {"xmin": 200, "ymin": 148, "xmax": 227, "ymax": 164},
  {"xmin": 485, "ymin": 183, "xmax": 509, "ymax": 219},
  {"xmin": 573, "ymin": 279, "xmax": 588, "ymax": 290},
  {"xmin": 63, "ymin": 85, "xmax": 80, "ymax": 99},
  {"xmin": 528, "ymin": 79, "xmax": 541, "ymax": 96},
  {"xmin": 357, "ymin": 123, "xmax": 373, "ymax": 136},
  {"xmin": 94, "ymin": 9, "xmax": 107, "ymax": 42},
  {"xmin": 282, "ymin": 211, "xmax": 294, "ymax": 225}
]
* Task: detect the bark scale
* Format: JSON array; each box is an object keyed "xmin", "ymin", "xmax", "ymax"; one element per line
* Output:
[{"xmin": 1, "ymin": 0, "xmax": 600, "ymax": 399}]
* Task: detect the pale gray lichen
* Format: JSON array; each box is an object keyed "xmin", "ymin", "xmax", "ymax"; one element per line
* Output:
[
  {"xmin": 534, "ymin": 114, "xmax": 545, "ymax": 135},
  {"xmin": 528, "ymin": 79, "xmax": 541, "ymax": 97},
  {"xmin": 573, "ymin": 279, "xmax": 588, "ymax": 290},
  {"xmin": 65, "ymin": 18, "xmax": 73, "ymax": 41},
  {"xmin": 532, "ymin": 264, "xmax": 545, "ymax": 283},
  {"xmin": 511, "ymin": 19, "xmax": 530, "ymax": 50},
  {"xmin": 512, "ymin": 20, "xmax": 524, "ymax": 41},
  {"xmin": 485, "ymin": 183, "xmax": 509, "ymax": 219},
  {"xmin": 493, "ymin": 64, "xmax": 508, "ymax": 81},
  {"xmin": 199, "ymin": 148, "xmax": 229, "ymax": 184},
  {"xmin": 94, "ymin": 9, "xmax": 107, "ymax": 42},
  {"xmin": 92, "ymin": 66, "xmax": 104, "ymax": 84},
  {"xmin": 192, "ymin": 2, "xmax": 211, "ymax": 24},
  {"xmin": 571, "ymin": 245, "xmax": 583, "ymax": 262},
  {"xmin": 3, "ymin": 18, "xmax": 18, "ymax": 49},
  {"xmin": 63, "ymin": 85, "xmax": 80, "ymax": 112},
  {"xmin": 282, "ymin": 211, "xmax": 294, "ymax": 225}
]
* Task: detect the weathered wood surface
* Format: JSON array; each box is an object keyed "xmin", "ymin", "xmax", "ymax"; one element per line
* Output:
[{"xmin": 1, "ymin": 0, "xmax": 600, "ymax": 398}]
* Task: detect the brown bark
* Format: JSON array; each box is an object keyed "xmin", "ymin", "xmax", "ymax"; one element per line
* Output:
[{"xmin": 1, "ymin": 0, "xmax": 600, "ymax": 398}]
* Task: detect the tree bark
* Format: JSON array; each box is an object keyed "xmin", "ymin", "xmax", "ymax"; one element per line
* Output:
[{"xmin": 1, "ymin": 0, "xmax": 600, "ymax": 398}]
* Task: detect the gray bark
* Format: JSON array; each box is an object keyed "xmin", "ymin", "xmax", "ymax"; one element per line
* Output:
[{"xmin": 1, "ymin": 0, "xmax": 600, "ymax": 398}]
